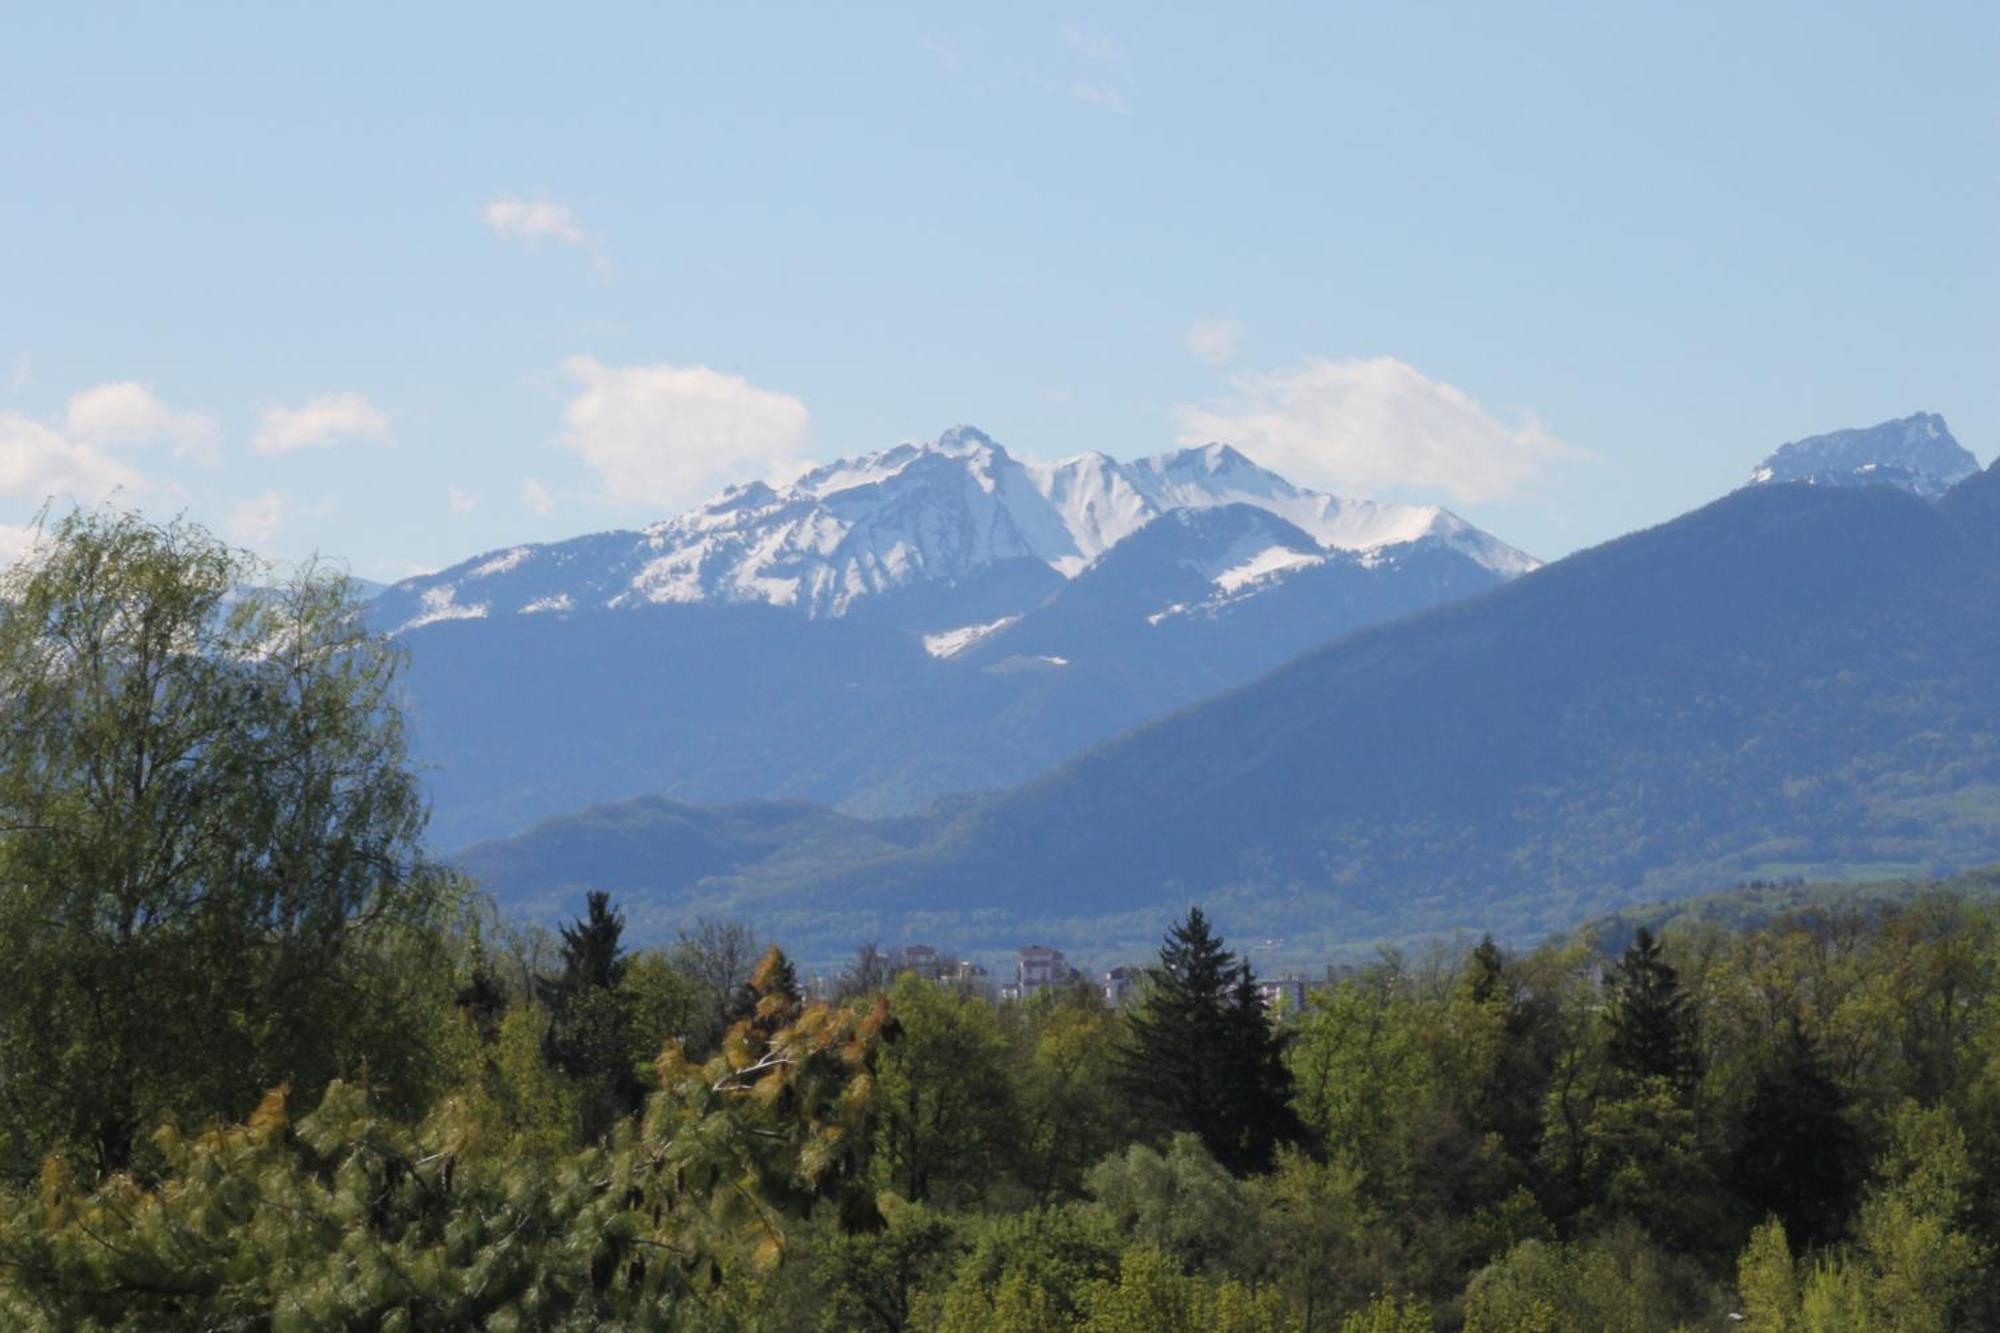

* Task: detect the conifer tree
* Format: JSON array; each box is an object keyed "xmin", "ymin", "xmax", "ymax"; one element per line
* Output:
[
  {"xmin": 541, "ymin": 890, "xmax": 639, "ymax": 1139},
  {"xmin": 1732, "ymin": 1016, "xmax": 1860, "ymax": 1248},
  {"xmin": 1117, "ymin": 907, "xmax": 1299, "ymax": 1174},
  {"xmin": 1604, "ymin": 927, "xmax": 1699, "ymax": 1091}
]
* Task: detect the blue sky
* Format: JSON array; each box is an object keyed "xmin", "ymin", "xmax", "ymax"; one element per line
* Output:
[{"xmin": 2, "ymin": 1, "xmax": 1993, "ymax": 577}]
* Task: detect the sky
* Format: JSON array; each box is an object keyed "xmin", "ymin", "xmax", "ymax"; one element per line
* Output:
[{"xmin": 2, "ymin": 1, "xmax": 1994, "ymax": 578}]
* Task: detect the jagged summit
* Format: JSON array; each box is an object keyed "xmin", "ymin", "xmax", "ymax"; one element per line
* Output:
[
  {"xmin": 1749, "ymin": 413, "xmax": 1978, "ymax": 499},
  {"xmin": 372, "ymin": 427, "xmax": 1537, "ymax": 634}
]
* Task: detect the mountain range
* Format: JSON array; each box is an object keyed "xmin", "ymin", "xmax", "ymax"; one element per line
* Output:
[
  {"xmin": 452, "ymin": 414, "xmax": 2000, "ymax": 966},
  {"xmin": 381, "ymin": 429, "xmax": 1531, "ymax": 846}
]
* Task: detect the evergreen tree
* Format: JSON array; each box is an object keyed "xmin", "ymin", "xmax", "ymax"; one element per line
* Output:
[
  {"xmin": 1467, "ymin": 933, "xmax": 1508, "ymax": 1006},
  {"xmin": 1731, "ymin": 1017, "xmax": 1861, "ymax": 1249},
  {"xmin": 1117, "ymin": 907, "xmax": 1299, "ymax": 1174},
  {"xmin": 1604, "ymin": 927, "xmax": 1699, "ymax": 1090},
  {"xmin": 540, "ymin": 891, "xmax": 639, "ymax": 1139}
]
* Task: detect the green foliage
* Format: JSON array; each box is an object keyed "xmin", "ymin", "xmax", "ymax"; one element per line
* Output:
[
  {"xmin": 1462, "ymin": 1224, "xmax": 1719, "ymax": 1332},
  {"xmin": 1004, "ymin": 986, "xmax": 1123, "ymax": 1206},
  {"xmin": 0, "ymin": 510, "xmax": 463, "ymax": 1175},
  {"xmin": 874, "ymin": 971, "xmax": 1016, "ymax": 1205},
  {"xmin": 0, "ymin": 947, "xmax": 887, "ymax": 1329},
  {"xmin": 1338, "ymin": 1293, "xmax": 1433, "ymax": 1333},
  {"xmin": 1084, "ymin": 1135, "xmax": 1262, "ymax": 1279},
  {"xmin": 815, "ymin": 1199, "xmax": 963, "ymax": 1332}
]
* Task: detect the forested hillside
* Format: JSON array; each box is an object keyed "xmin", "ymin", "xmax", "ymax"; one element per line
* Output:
[
  {"xmin": 4, "ymin": 512, "xmax": 2000, "ymax": 1329},
  {"xmin": 462, "ymin": 463, "xmax": 2000, "ymax": 962}
]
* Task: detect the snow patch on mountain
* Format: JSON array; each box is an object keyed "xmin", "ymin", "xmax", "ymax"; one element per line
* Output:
[
  {"xmin": 923, "ymin": 615, "xmax": 1021, "ymax": 659},
  {"xmin": 1214, "ymin": 545, "xmax": 1326, "ymax": 594}
]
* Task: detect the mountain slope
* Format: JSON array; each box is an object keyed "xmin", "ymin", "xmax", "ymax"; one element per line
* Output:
[
  {"xmin": 388, "ymin": 429, "xmax": 1533, "ymax": 846},
  {"xmin": 462, "ymin": 448, "xmax": 2000, "ymax": 962}
]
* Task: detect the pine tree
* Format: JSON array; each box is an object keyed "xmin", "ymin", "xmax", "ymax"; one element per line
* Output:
[{"xmin": 1117, "ymin": 907, "xmax": 1299, "ymax": 1174}]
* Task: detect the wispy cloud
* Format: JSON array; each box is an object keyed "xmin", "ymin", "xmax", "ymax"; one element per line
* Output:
[
  {"xmin": 1175, "ymin": 356, "xmax": 1576, "ymax": 503},
  {"xmin": 520, "ymin": 478, "xmax": 555, "ymax": 516},
  {"xmin": 448, "ymin": 486, "xmax": 478, "ymax": 515},
  {"xmin": 483, "ymin": 195, "xmax": 585, "ymax": 246},
  {"xmin": 6, "ymin": 355, "xmax": 28, "ymax": 395},
  {"xmin": 1070, "ymin": 80, "xmax": 1128, "ymax": 115},
  {"xmin": 252, "ymin": 392, "xmax": 391, "ymax": 456},
  {"xmin": 1185, "ymin": 317, "xmax": 1245, "ymax": 367},
  {"xmin": 558, "ymin": 356, "xmax": 810, "ymax": 511}
]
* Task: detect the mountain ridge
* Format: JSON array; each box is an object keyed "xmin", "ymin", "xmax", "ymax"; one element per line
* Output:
[
  {"xmin": 453, "ymin": 424, "xmax": 2000, "ymax": 963},
  {"xmin": 372, "ymin": 427, "xmax": 1534, "ymax": 636}
]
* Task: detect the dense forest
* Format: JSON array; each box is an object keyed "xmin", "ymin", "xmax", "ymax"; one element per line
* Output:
[{"xmin": 3, "ymin": 513, "xmax": 1999, "ymax": 1330}]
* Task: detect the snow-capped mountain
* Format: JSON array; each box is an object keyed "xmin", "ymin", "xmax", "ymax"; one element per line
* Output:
[
  {"xmin": 373, "ymin": 427, "xmax": 1535, "ymax": 635},
  {"xmin": 1748, "ymin": 413, "xmax": 1979, "ymax": 499}
]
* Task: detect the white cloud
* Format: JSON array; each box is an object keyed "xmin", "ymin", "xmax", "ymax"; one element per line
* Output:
[
  {"xmin": 558, "ymin": 356, "xmax": 810, "ymax": 511},
  {"xmin": 252, "ymin": 392, "xmax": 392, "ymax": 455},
  {"xmin": 1174, "ymin": 356, "xmax": 1574, "ymax": 503},
  {"xmin": 65, "ymin": 381, "xmax": 218, "ymax": 462},
  {"xmin": 225, "ymin": 490, "xmax": 287, "ymax": 548},
  {"xmin": 1070, "ymin": 80, "xmax": 1128, "ymax": 114},
  {"xmin": 1185, "ymin": 317, "xmax": 1245, "ymax": 367},
  {"xmin": 521, "ymin": 478, "xmax": 555, "ymax": 515},
  {"xmin": 448, "ymin": 486, "xmax": 478, "ymax": 515},
  {"xmin": 7, "ymin": 355, "xmax": 28, "ymax": 394},
  {"xmin": 0, "ymin": 412, "xmax": 146, "ymax": 505},
  {"xmin": 484, "ymin": 195, "xmax": 585, "ymax": 246}
]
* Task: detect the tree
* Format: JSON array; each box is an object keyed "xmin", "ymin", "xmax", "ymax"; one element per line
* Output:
[
  {"xmin": 540, "ymin": 891, "xmax": 640, "ymax": 1140},
  {"xmin": 1603, "ymin": 928, "xmax": 1699, "ymax": 1091},
  {"xmin": 1730, "ymin": 1017, "xmax": 1860, "ymax": 1249},
  {"xmin": 875, "ymin": 971, "xmax": 1015, "ymax": 1204},
  {"xmin": 1085, "ymin": 1135, "xmax": 1263, "ymax": 1279},
  {"xmin": 0, "ymin": 510, "xmax": 460, "ymax": 1175},
  {"xmin": 1116, "ymin": 908, "xmax": 1299, "ymax": 1174},
  {"xmin": 669, "ymin": 916, "xmax": 763, "ymax": 1056},
  {"xmin": 0, "ymin": 954, "xmax": 895, "ymax": 1329}
]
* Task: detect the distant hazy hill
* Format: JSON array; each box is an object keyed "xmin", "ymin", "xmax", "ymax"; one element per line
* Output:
[
  {"xmin": 457, "ymin": 421, "xmax": 2000, "ymax": 967},
  {"xmin": 385, "ymin": 429, "xmax": 1528, "ymax": 846}
]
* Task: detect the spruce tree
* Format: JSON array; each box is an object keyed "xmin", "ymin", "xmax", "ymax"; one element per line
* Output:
[
  {"xmin": 541, "ymin": 890, "xmax": 639, "ymax": 1139},
  {"xmin": 1604, "ymin": 927, "xmax": 1699, "ymax": 1091},
  {"xmin": 1732, "ymin": 1016, "xmax": 1861, "ymax": 1248},
  {"xmin": 1117, "ymin": 907, "xmax": 1298, "ymax": 1173}
]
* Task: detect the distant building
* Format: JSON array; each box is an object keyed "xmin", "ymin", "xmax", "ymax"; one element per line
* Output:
[
  {"xmin": 1016, "ymin": 945, "xmax": 1072, "ymax": 998},
  {"xmin": 889, "ymin": 944, "xmax": 946, "ymax": 981},
  {"xmin": 1102, "ymin": 964, "xmax": 1142, "ymax": 1007},
  {"xmin": 943, "ymin": 959, "xmax": 992, "ymax": 997},
  {"xmin": 1255, "ymin": 974, "xmax": 1311, "ymax": 1015}
]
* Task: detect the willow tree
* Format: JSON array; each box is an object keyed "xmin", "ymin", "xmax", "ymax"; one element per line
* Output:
[{"xmin": 0, "ymin": 510, "xmax": 462, "ymax": 1175}]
